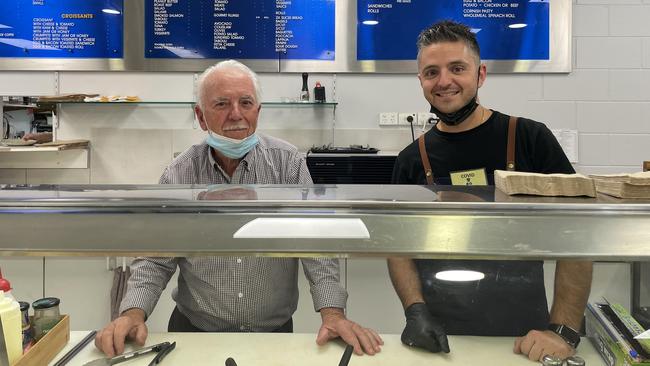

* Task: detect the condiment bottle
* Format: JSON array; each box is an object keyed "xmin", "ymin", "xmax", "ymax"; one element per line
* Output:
[
  {"xmin": 19, "ymin": 301, "xmax": 33, "ymax": 349},
  {"xmin": 314, "ymin": 82, "xmax": 326, "ymax": 102},
  {"xmin": 0, "ymin": 268, "xmax": 14, "ymax": 301},
  {"xmin": 0, "ymin": 290, "xmax": 22, "ymax": 364}
]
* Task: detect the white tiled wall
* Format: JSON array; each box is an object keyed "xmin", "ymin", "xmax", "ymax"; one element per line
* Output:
[
  {"xmin": 1, "ymin": 0, "xmax": 648, "ymax": 334},
  {"xmin": 571, "ymin": 0, "xmax": 650, "ymax": 173}
]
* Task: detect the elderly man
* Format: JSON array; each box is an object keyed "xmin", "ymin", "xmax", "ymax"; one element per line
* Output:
[
  {"xmin": 389, "ymin": 21, "xmax": 592, "ymax": 362},
  {"xmin": 95, "ymin": 60, "xmax": 383, "ymax": 357}
]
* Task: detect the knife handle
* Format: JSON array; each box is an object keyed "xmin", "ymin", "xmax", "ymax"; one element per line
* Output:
[
  {"xmin": 109, "ymin": 342, "xmax": 170, "ymax": 365},
  {"xmin": 338, "ymin": 345, "xmax": 354, "ymax": 366}
]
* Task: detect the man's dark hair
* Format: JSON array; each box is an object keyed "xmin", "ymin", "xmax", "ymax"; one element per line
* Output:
[{"xmin": 417, "ymin": 20, "xmax": 481, "ymax": 63}]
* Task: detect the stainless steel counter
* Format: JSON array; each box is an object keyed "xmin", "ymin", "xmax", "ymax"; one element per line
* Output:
[{"xmin": 1, "ymin": 184, "xmax": 649, "ymax": 260}]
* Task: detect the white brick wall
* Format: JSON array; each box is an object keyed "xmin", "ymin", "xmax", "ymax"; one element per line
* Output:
[{"xmin": 568, "ymin": 1, "xmax": 650, "ymax": 173}]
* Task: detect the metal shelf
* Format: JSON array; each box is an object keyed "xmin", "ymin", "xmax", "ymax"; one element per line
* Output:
[
  {"xmin": 0, "ymin": 145, "xmax": 87, "ymax": 153},
  {"xmin": 261, "ymin": 102, "xmax": 337, "ymax": 106},
  {"xmin": 1, "ymin": 103, "xmax": 41, "ymax": 109},
  {"xmin": 0, "ymin": 184, "xmax": 649, "ymax": 259},
  {"xmin": 36, "ymin": 101, "xmax": 337, "ymax": 106}
]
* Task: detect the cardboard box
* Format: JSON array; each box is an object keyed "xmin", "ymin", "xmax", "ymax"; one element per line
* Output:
[
  {"xmin": 14, "ymin": 314, "xmax": 70, "ymax": 366},
  {"xmin": 586, "ymin": 304, "xmax": 650, "ymax": 366}
]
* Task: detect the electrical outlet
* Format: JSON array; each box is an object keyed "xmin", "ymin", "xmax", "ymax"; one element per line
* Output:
[
  {"xmin": 417, "ymin": 112, "xmax": 438, "ymax": 125},
  {"xmin": 379, "ymin": 112, "xmax": 398, "ymax": 126},
  {"xmin": 398, "ymin": 113, "xmax": 417, "ymax": 126}
]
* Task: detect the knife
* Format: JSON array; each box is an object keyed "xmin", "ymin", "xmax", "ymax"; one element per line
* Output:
[
  {"xmin": 338, "ymin": 345, "xmax": 354, "ymax": 366},
  {"xmin": 148, "ymin": 342, "xmax": 176, "ymax": 366},
  {"xmin": 83, "ymin": 342, "xmax": 171, "ymax": 366}
]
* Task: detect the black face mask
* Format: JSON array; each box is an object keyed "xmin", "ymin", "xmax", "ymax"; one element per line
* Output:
[
  {"xmin": 429, "ymin": 96, "xmax": 478, "ymax": 126},
  {"xmin": 429, "ymin": 68, "xmax": 481, "ymax": 126}
]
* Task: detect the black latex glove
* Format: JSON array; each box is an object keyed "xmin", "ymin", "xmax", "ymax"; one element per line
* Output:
[{"xmin": 401, "ymin": 302, "xmax": 450, "ymax": 353}]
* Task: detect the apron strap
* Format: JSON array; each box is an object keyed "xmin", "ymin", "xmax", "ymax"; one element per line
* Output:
[
  {"xmin": 507, "ymin": 116, "xmax": 518, "ymax": 171},
  {"xmin": 418, "ymin": 134, "xmax": 434, "ymax": 185}
]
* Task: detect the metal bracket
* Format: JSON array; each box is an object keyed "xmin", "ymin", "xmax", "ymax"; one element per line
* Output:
[
  {"xmin": 192, "ymin": 73, "xmax": 199, "ymax": 129},
  {"xmin": 331, "ymin": 73, "xmax": 337, "ymax": 145},
  {"xmin": 106, "ymin": 257, "xmax": 127, "ymax": 272},
  {"xmin": 53, "ymin": 71, "xmax": 59, "ymax": 95}
]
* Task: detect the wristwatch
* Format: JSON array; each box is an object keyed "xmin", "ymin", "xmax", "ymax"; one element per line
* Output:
[{"xmin": 548, "ymin": 323, "xmax": 581, "ymax": 348}]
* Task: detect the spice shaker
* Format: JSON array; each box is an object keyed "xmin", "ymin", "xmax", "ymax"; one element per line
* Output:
[
  {"xmin": 32, "ymin": 297, "xmax": 61, "ymax": 340},
  {"xmin": 566, "ymin": 356, "xmax": 585, "ymax": 366},
  {"xmin": 18, "ymin": 301, "xmax": 32, "ymax": 348},
  {"xmin": 541, "ymin": 354, "xmax": 564, "ymax": 366}
]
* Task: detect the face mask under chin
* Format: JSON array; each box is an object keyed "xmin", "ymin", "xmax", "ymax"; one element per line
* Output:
[
  {"xmin": 429, "ymin": 96, "xmax": 479, "ymax": 126},
  {"xmin": 206, "ymin": 129, "xmax": 259, "ymax": 159}
]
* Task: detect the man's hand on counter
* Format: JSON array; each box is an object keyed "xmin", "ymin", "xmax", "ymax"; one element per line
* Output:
[
  {"xmin": 95, "ymin": 308, "xmax": 149, "ymax": 357},
  {"xmin": 400, "ymin": 302, "xmax": 450, "ymax": 354},
  {"xmin": 513, "ymin": 329, "xmax": 575, "ymax": 362},
  {"xmin": 316, "ymin": 307, "xmax": 384, "ymax": 356}
]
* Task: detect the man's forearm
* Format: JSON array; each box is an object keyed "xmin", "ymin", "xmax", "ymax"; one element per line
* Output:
[
  {"xmin": 550, "ymin": 260, "xmax": 593, "ymax": 330},
  {"xmin": 320, "ymin": 307, "xmax": 346, "ymax": 321},
  {"xmin": 387, "ymin": 258, "xmax": 425, "ymax": 309}
]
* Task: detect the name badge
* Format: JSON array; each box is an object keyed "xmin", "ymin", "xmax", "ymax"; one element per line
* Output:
[{"xmin": 450, "ymin": 168, "xmax": 488, "ymax": 186}]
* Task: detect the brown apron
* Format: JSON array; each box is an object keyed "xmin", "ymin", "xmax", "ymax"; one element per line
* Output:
[
  {"xmin": 414, "ymin": 116, "xmax": 549, "ymax": 336},
  {"xmin": 418, "ymin": 116, "xmax": 518, "ymax": 183}
]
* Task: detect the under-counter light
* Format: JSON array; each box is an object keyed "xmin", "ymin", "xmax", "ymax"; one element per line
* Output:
[
  {"xmin": 102, "ymin": 8, "xmax": 121, "ymax": 15},
  {"xmin": 362, "ymin": 20, "xmax": 379, "ymax": 25},
  {"xmin": 233, "ymin": 218, "xmax": 370, "ymax": 239},
  {"xmin": 508, "ymin": 23, "xmax": 528, "ymax": 29},
  {"xmin": 435, "ymin": 270, "xmax": 485, "ymax": 282}
]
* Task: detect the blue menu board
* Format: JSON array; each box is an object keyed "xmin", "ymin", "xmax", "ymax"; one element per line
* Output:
[
  {"xmin": 358, "ymin": 0, "xmax": 549, "ymax": 61},
  {"xmin": 146, "ymin": 0, "xmax": 334, "ymax": 60},
  {"xmin": 0, "ymin": 0, "xmax": 123, "ymax": 58}
]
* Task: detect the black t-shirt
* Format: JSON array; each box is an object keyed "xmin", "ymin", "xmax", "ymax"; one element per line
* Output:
[
  {"xmin": 392, "ymin": 110, "xmax": 574, "ymax": 336},
  {"xmin": 393, "ymin": 110, "xmax": 575, "ymax": 185}
]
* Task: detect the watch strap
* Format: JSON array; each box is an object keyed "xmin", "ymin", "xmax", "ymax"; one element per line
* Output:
[{"xmin": 548, "ymin": 323, "xmax": 581, "ymax": 348}]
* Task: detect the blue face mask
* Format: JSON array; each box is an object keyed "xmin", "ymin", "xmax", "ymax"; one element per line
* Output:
[{"xmin": 206, "ymin": 130, "xmax": 259, "ymax": 159}]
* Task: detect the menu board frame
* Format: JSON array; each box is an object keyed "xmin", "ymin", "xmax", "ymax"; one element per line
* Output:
[
  {"xmin": 124, "ymin": 1, "xmax": 278, "ymax": 72},
  {"xmin": 281, "ymin": 0, "xmax": 571, "ymax": 73},
  {"xmin": 0, "ymin": 0, "xmax": 570, "ymax": 73},
  {"xmin": 0, "ymin": 0, "xmax": 126, "ymax": 71}
]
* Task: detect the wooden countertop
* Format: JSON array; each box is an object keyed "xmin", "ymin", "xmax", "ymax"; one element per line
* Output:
[{"xmin": 49, "ymin": 332, "xmax": 606, "ymax": 365}]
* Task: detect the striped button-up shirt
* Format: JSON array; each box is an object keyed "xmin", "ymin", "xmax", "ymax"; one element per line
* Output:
[{"xmin": 120, "ymin": 134, "xmax": 347, "ymax": 331}]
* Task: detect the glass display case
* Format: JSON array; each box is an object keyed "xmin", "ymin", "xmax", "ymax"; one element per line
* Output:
[
  {"xmin": 2, "ymin": 184, "xmax": 649, "ymax": 365},
  {"xmin": 0, "ymin": 184, "xmax": 649, "ymax": 260}
]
